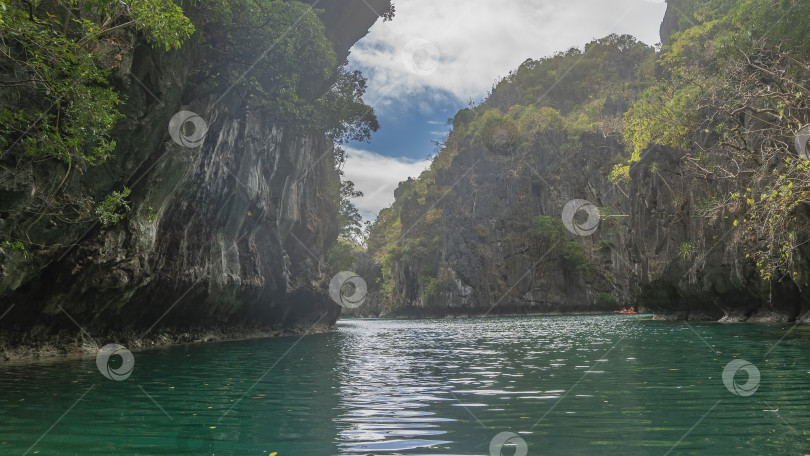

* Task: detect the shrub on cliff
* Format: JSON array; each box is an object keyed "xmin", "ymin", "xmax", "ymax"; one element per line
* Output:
[
  {"xmin": 530, "ymin": 216, "xmax": 589, "ymax": 273},
  {"xmin": 0, "ymin": 0, "xmax": 379, "ymax": 252},
  {"xmin": 0, "ymin": 0, "xmax": 193, "ymax": 165},
  {"xmin": 476, "ymin": 109, "xmax": 519, "ymax": 155},
  {"xmin": 611, "ymin": 0, "xmax": 810, "ymax": 282}
]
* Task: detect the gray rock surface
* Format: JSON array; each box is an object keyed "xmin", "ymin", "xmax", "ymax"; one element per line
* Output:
[{"xmin": 0, "ymin": 0, "xmax": 390, "ymax": 359}]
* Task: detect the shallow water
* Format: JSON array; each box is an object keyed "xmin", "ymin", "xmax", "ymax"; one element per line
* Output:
[{"xmin": 1, "ymin": 315, "xmax": 809, "ymax": 455}]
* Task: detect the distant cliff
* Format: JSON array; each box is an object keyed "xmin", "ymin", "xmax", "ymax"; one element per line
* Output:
[
  {"xmin": 0, "ymin": 0, "xmax": 390, "ymax": 359},
  {"xmin": 359, "ymin": 35, "xmax": 654, "ymax": 317},
  {"xmin": 359, "ymin": 0, "xmax": 810, "ymax": 322}
]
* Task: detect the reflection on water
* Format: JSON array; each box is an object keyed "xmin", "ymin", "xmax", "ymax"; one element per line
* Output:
[
  {"xmin": 333, "ymin": 317, "xmax": 810, "ymax": 455},
  {"xmin": 1, "ymin": 315, "xmax": 809, "ymax": 455}
]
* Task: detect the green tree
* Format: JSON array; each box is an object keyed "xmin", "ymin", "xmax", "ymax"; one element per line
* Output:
[
  {"xmin": 0, "ymin": 1, "xmax": 192, "ymax": 165},
  {"xmin": 1, "ymin": 0, "xmax": 381, "ymax": 256},
  {"xmin": 338, "ymin": 180, "xmax": 365, "ymax": 241},
  {"xmin": 530, "ymin": 216, "xmax": 588, "ymax": 272},
  {"xmin": 315, "ymin": 67, "xmax": 380, "ymax": 143},
  {"xmin": 193, "ymin": 0, "xmax": 335, "ymax": 118},
  {"xmin": 327, "ymin": 238, "xmax": 360, "ymax": 275}
]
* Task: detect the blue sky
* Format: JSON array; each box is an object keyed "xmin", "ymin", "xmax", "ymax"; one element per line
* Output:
[
  {"xmin": 348, "ymin": 102, "xmax": 456, "ymax": 161},
  {"xmin": 343, "ymin": 0, "xmax": 668, "ymax": 221}
]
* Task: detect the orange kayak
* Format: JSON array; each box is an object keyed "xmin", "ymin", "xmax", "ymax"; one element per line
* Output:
[{"xmin": 613, "ymin": 310, "xmax": 638, "ymax": 314}]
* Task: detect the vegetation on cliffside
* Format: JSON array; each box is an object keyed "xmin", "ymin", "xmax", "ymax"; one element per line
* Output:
[
  {"xmin": 363, "ymin": 0, "xmax": 810, "ymax": 318},
  {"xmin": 0, "ymin": 0, "xmax": 394, "ymax": 354},
  {"xmin": 0, "ymin": 0, "xmax": 191, "ymax": 166},
  {"xmin": 363, "ymin": 34, "xmax": 656, "ymax": 315},
  {"xmin": 0, "ymin": 0, "xmax": 377, "ymax": 255},
  {"xmin": 612, "ymin": 0, "xmax": 810, "ymax": 284}
]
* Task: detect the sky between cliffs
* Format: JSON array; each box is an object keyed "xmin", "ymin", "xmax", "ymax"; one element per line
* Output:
[{"xmin": 343, "ymin": 0, "xmax": 668, "ymax": 222}]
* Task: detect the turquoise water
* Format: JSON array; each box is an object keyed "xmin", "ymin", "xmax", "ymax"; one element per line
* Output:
[{"xmin": 1, "ymin": 315, "xmax": 810, "ymax": 455}]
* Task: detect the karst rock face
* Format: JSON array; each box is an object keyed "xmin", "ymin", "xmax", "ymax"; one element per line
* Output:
[
  {"xmin": 625, "ymin": 144, "xmax": 810, "ymax": 323},
  {"xmin": 623, "ymin": 1, "xmax": 810, "ymax": 322},
  {"xmin": 359, "ymin": 1, "xmax": 810, "ymax": 321},
  {"xmin": 373, "ymin": 133, "xmax": 635, "ymax": 318},
  {"xmin": 0, "ymin": 0, "xmax": 391, "ymax": 353}
]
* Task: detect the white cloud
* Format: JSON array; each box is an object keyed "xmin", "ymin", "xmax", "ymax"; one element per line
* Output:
[
  {"xmin": 349, "ymin": 0, "xmax": 668, "ymax": 111},
  {"xmin": 342, "ymin": 147, "xmax": 432, "ymax": 221}
]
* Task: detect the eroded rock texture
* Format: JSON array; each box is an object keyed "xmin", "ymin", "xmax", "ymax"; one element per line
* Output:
[{"xmin": 0, "ymin": 0, "xmax": 390, "ymax": 355}]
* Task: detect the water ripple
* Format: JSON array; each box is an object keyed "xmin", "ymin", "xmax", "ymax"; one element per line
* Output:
[{"xmin": 1, "ymin": 315, "xmax": 809, "ymax": 454}]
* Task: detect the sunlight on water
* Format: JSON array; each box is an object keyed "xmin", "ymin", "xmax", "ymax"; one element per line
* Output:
[{"xmin": 1, "ymin": 315, "xmax": 810, "ymax": 455}]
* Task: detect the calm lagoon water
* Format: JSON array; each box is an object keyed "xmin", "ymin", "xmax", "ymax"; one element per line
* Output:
[{"xmin": 1, "ymin": 315, "xmax": 809, "ymax": 455}]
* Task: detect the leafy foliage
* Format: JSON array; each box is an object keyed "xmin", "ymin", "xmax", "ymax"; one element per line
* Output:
[
  {"xmin": 124, "ymin": 0, "xmax": 196, "ymax": 50},
  {"xmin": 516, "ymin": 105, "xmax": 565, "ymax": 137},
  {"xmin": 188, "ymin": 1, "xmax": 379, "ymax": 137},
  {"xmin": 337, "ymin": 180, "xmax": 365, "ymax": 241},
  {"xmin": 677, "ymin": 242, "xmax": 693, "ymax": 261},
  {"xmin": 380, "ymin": 3, "xmax": 396, "ymax": 22},
  {"xmin": 193, "ymin": 1, "xmax": 332, "ymax": 120},
  {"xmin": 315, "ymin": 68, "xmax": 380, "ymax": 143},
  {"xmin": 598, "ymin": 292, "xmax": 617, "ymax": 305},
  {"xmin": 486, "ymin": 34, "xmax": 655, "ymax": 115},
  {"xmin": 328, "ymin": 238, "xmax": 361, "ymax": 275},
  {"xmin": 610, "ymin": 83, "xmax": 701, "ymax": 183},
  {"xmin": 478, "ymin": 109, "xmax": 519, "ymax": 155},
  {"xmin": 0, "ymin": 1, "xmax": 194, "ymax": 162},
  {"xmin": 0, "ymin": 240, "xmax": 28, "ymax": 258},
  {"xmin": 530, "ymin": 216, "xmax": 588, "ymax": 272},
  {"xmin": 95, "ymin": 186, "xmax": 131, "ymax": 227},
  {"xmin": 1, "ymin": 0, "xmax": 379, "ymax": 255},
  {"xmin": 612, "ymin": 0, "xmax": 810, "ymax": 281}
]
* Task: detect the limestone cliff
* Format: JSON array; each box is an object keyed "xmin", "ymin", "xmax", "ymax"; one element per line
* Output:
[
  {"xmin": 622, "ymin": 0, "xmax": 810, "ymax": 321},
  {"xmin": 627, "ymin": 143, "xmax": 809, "ymax": 322},
  {"xmin": 362, "ymin": 35, "xmax": 653, "ymax": 317},
  {"xmin": 0, "ymin": 0, "xmax": 390, "ymax": 358},
  {"xmin": 361, "ymin": 0, "xmax": 810, "ymax": 322}
]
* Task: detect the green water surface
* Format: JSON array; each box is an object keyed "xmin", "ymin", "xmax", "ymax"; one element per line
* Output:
[{"xmin": 1, "ymin": 315, "xmax": 809, "ymax": 455}]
